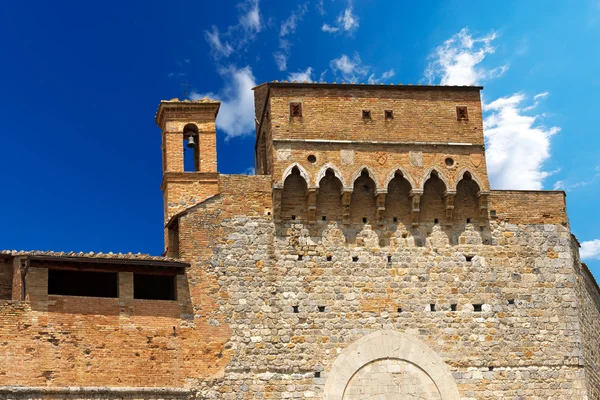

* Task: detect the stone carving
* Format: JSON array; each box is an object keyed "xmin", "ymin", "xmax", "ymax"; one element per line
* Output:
[
  {"xmin": 376, "ymin": 151, "xmax": 387, "ymax": 165},
  {"xmin": 340, "ymin": 149, "xmax": 354, "ymax": 165},
  {"xmin": 409, "ymin": 151, "xmax": 423, "ymax": 167},
  {"xmin": 276, "ymin": 144, "xmax": 292, "ymax": 161},
  {"xmin": 470, "ymin": 153, "xmax": 483, "ymax": 167}
]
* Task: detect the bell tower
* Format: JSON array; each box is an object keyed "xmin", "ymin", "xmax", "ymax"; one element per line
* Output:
[{"xmin": 155, "ymin": 98, "xmax": 221, "ymax": 227}]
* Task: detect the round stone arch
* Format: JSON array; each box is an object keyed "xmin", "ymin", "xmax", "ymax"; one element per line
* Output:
[{"xmin": 323, "ymin": 330, "xmax": 461, "ymax": 400}]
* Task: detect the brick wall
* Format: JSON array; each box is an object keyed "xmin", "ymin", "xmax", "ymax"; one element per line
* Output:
[{"xmin": 488, "ymin": 190, "xmax": 568, "ymax": 225}]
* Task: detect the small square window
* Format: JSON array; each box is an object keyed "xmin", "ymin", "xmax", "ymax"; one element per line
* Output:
[
  {"xmin": 456, "ymin": 106, "xmax": 468, "ymax": 120},
  {"xmin": 362, "ymin": 110, "xmax": 372, "ymax": 120},
  {"xmin": 384, "ymin": 110, "xmax": 394, "ymax": 120},
  {"xmin": 290, "ymin": 102, "xmax": 302, "ymax": 117}
]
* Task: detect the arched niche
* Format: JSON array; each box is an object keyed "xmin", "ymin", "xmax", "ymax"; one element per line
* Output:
[
  {"xmin": 385, "ymin": 171, "xmax": 412, "ymax": 227},
  {"xmin": 316, "ymin": 169, "xmax": 343, "ymax": 221},
  {"xmin": 281, "ymin": 166, "xmax": 308, "ymax": 221},
  {"xmin": 454, "ymin": 171, "xmax": 481, "ymax": 224},
  {"xmin": 420, "ymin": 171, "xmax": 448, "ymax": 225},
  {"xmin": 349, "ymin": 169, "xmax": 377, "ymax": 225},
  {"xmin": 323, "ymin": 330, "xmax": 461, "ymax": 400}
]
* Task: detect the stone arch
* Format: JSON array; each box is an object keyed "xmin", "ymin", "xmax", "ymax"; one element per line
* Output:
[
  {"xmin": 315, "ymin": 163, "xmax": 347, "ymax": 189},
  {"xmin": 277, "ymin": 162, "xmax": 311, "ymax": 189},
  {"xmin": 383, "ymin": 166, "xmax": 416, "ymax": 191},
  {"xmin": 452, "ymin": 168, "xmax": 485, "ymax": 193},
  {"xmin": 385, "ymin": 170, "xmax": 412, "ymax": 226},
  {"xmin": 349, "ymin": 166, "xmax": 379, "ymax": 191},
  {"xmin": 419, "ymin": 167, "xmax": 450, "ymax": 192},
  {"xmin": 421, "ymin": 170, "xmax": 448, "ymax": 225},
  {"xmin": 324, "ymin": 330, "xmax": 460, "ymax": 400}
]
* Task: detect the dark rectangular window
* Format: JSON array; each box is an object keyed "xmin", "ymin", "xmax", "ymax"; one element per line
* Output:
[
  {"xmin": 48, "ymin": 269, "xmax": 118, "ymax": 298},
  {"xmin": 134, "ymin": 273, "xmax": 176, "ymax": 300}
]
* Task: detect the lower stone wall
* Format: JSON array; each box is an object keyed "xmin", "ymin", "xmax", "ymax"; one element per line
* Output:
[
  {"xmin": 179, "ymin": 202, "xmax": 589, "ymax": 399},
  {"xmin": 574, "ymin": 255, "xmax": 600, "ymax": 398}
]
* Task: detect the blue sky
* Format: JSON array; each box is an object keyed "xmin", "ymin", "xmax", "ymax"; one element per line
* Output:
[{"xmin": 1, "ymin": 0, "xmax": 599, "ymax": 276}]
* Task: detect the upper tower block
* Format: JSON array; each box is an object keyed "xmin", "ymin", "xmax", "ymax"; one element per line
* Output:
[
  {"xmin": 155, "ymin": 98, "xmax": 221, "ymax": 224},
  {"xmin": 253, "ymin": 82, "xmax": 490, "ymax": 224}
]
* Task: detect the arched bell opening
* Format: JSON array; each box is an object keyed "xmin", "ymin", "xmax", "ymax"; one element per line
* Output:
[
  {"xmin": 420, "ymin": 171, "xmax": 447, "ymax": 226},
  {"xmin": 385, "ymin": 171, "xmax": 412, "ymax": 228},
  {"xmin": 316, "ymin": 169, "xmax": 343, "ymax": 222},
  {"xmin": 281, "ymin": 167, "xmax": 308, "ymax": 221},
  {"xmin": 454, "ymin": 172, "xmax": 481, "ymax": 225},
  {"xmin": 350, "ymin": 170, "xmax": 377, "ymax": 225},
  {"xmin": 182, "ymin": 123, "xmax": 199, "ymax": 172}
]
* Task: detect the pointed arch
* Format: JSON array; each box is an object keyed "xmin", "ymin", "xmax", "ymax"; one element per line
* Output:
[
  {"xmin": 315, "ymin": 163, "xmax": 346, "ymax": 188},
  {"xmin": 324, "ymin": 330, "xmax": 461, "ymax": 400},
  {"xmin": 452, "ymin": 168, "xmax": 485, "ymax": 192},
  {"xmin": 383, "ymin": 166, "xmax": 416, "ymax": 191},
  {"xmin": 277, "ymin": 162, "xmax": 311, "ymax": 189},
  {"xmin": 349, "ymin": 166, "xmax": 379, "ymax": 190},
  {"xmin": 420, "ymin": 166, "xmax": 450, "ymax": 191}
]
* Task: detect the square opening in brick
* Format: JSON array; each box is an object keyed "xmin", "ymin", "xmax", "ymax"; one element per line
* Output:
[
  {"xmin": 290, "ymin": 102, "xmax": 302, "ymax": 117},
  {"xmin": 451, "ymin": 304, "xmax": 457, "ymax": 311},
  {"xmin": 362, "ymin": 110, "xmax": 372, "ymax": 120},
  {"xmin": 318, "ymin": 306, "xmax": 325, "ymax": 312},
  {"xmin": 384, "ymin": 110, "xmax": 394, "ymax": 120},
  {"xmin": 473, "ymin": 304, "xmax": 483, "ymax": 312},
  {"xmin": 456, "ymin": 106, "xmax": 468, "ymax": 120},
  {"xmin": 326, "ymin": 255, "xmax": 332, "ymax": 261}
]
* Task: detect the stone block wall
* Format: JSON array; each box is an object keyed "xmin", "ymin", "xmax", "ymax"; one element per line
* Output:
[{"xmin": 573, "ymin": 245, "xmax": 600, "ymax": 398}]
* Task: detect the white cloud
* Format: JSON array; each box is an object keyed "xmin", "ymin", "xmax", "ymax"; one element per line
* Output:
[
  {"xmin": 191, "ymin": 66, "xmax": 257, "ymax": 140},
  {"xmin": 581, "ymin": 239, "xmax": 600, "ymax": 260},
  {"xmin": 205, "ymin": 26, "xmax": 234, "ymax": 58},
  {"xmin": 273, "ymin": 52, "xmax": 287, "ymax": 71},
  {"xmin": 239, "ymin": 0, "xmax": 261, "ymax": 33},
  {"xmin": 329, "ymin": 54, "xmax": 369, "ymax": 82},
  {"xmin": 280, "ymin": 3, "xmax": 308, "ymax": 36},
  {"xmin": 552, "ymin": 167, "xmax": 600, "ymax": 191},
  {"xmin": 273, "ymin": 3, "xmax": 308, "ymax": 71},
  {"xmin": 484, "ymin": 93, "xmax": 560, "ymax": 190},
  {"xmin": 425, "ymin": 28, "xmax": 508, "ymax": 86},
  {"xmin": 368, "ymin": 68, "xmax": 396, "ymax": 84},
  {"xmin": 316, "ymin": 0, "xmax": 326, "ymax": 15},
  {"xmin": 288, "ymin": 67, "xmax": 313, "ymax": 82},
  {"xmin": 322, "ymin": 2, "xmax": 359, "ymax": 34}
]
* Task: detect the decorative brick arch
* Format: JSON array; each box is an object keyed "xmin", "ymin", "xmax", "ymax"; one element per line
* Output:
[
  {"xmin": 315, "ymin": 163, "xmax": 347, "ymax": 189},
  {"xmin": 323, "ymin": 330, "xmax": 461, "ymax": 400},
  {"xmin": 275, "ymin": 162, "xmax": 311, "ymax": 189},
  {"xmin": 349, "ymin": 166, "xmax": 379, "ymax": 190},
  {"xmin": 383, "ymin": 166, "xmax": 417, "ymax": 191},
  {"xmin": 451, "ymin": 168, "xmax": 486, "ymax": 192},
  {"xmin": 420, "ymin": 167, "xmax": 451, "ymax": 192}
]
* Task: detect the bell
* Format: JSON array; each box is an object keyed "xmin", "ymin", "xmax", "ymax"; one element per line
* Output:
[{"xmin": 186, "ymin": 134, "xmax": 196, "ymax": 148}]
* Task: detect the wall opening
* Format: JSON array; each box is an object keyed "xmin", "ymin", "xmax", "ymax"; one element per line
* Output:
[
  {"xmin": 350, "ymin": 170, "xmax": 377, "ymax": 224},
  {"xmin": 133, "ymin": 273, "xmax": 177, "ymax": 300},
  {"xmin": 48, "ymin": 269, "xmax": 118, "ymax": 298},
  {"xmin": 281, "ymin": 167, "xmax": 308, "ymax": 221},
  {"xmin": 421, "ymin": 172, "xmax": 446, "ymax": 225},
  {"xmin": 0, "ymin": 261, "xmax": 13, "ymax": 300},
  {"xmin": 316, "ymin": 169, "xmax": 342, "ymax": 221},
  {"xmin": 183, "ymin": 123, "xmax": 199, "ymax": 172},
  {"xmin": 454, "ymin": 172, "xmax": 480, "ymax": 224}
]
